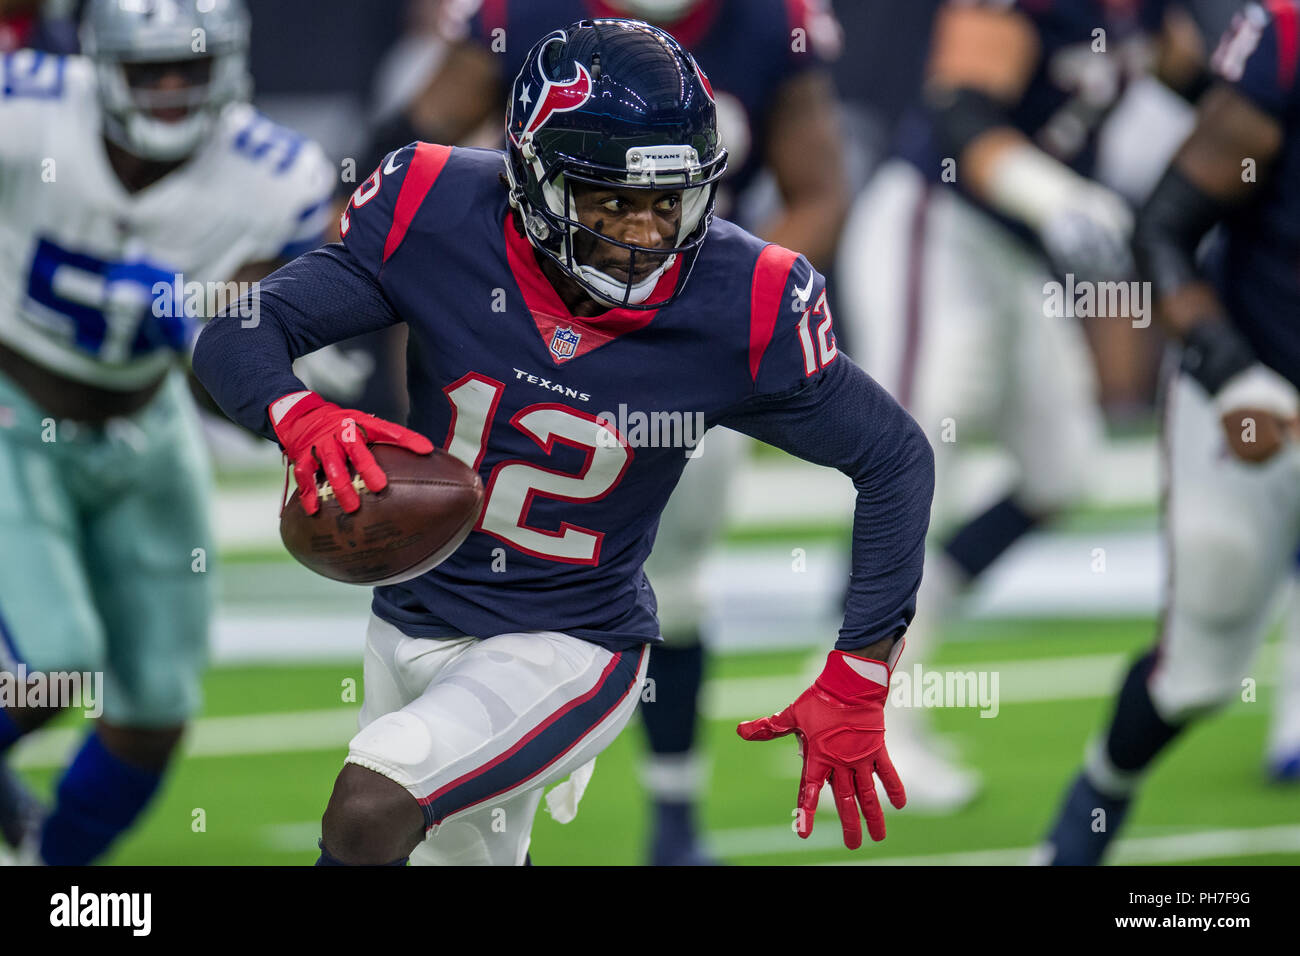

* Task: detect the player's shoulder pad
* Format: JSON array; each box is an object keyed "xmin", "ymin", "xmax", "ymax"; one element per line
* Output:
[
  {"xmin": 212, "ymin": 104, "xmax": 336, "ymax": 260},
  {"xmin": 1213, "ymin": 1, "xmax": 1300, "ymax": 115},
  {"xmin": 1, "ymin": 48, "xmax": 74, "ymax": 101},
  {"xmin": 338, "ymin": 140, "xmax": 463, "ymax": 277},
  {"xmin": 745, "ymin": 240, "xmax": 838, "ymax": 395},
  {"xmin": 0, "ymin": 50, "xmax": 80, "ymax": 135}
]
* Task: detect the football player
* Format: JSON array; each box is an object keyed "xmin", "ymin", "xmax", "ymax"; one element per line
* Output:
[
  {"xmin": 1043, "ymin": 0, "xmax": 1300, "ymax": 863},
  {"xmin": 0, "ymin": 0, "xmax": 334, "ymax": 864},
  {"xmin": 350, "ymin": 0, "xmax": 849, "ymax": 865},
  {"xmin": 193, "ymin": 18, "xmax": 932, "ymax": 867},
  {"xmin": 835, "ymin": 0, "xmax": 1209, "ymax": 810}
]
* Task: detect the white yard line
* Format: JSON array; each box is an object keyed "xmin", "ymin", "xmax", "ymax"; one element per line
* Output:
[
  {"xmin": 12, "ymin": 645, "xmax": 1279, "ymax": 770},
  {"xmin": 256, "ymin": 819, "xmax": 1300, "ymax": 864},
  {"xmin": 213, "ymin": 439, "xmax": 1158, "ymax": 553},
  {"xmin": 702, "ymin": 822, "xmax": 1300, "ymax": 865},
  {"xmin": 10, "ymin": 707, "xmax": 360, "ymax": 770},
  {"xmin": 705, "ymin": 646, "xmax": 1278, "ymax": 719}
]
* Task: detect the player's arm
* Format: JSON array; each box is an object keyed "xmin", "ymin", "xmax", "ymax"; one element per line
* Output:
[
  {"xmin": 1133, "ymin": 5, "xmax": 1294, "ymax": 462},
  {"xmin": 1153, "ymin": 3, "xmax": 1212, "ymax": 101},
  {"xmin": 926, "ymin": 0, "xmax": 1134, "ymax": 278},
  {"xmin": 723, "ymin": 356, "xmax": 933, "ymax": 655},
  {"xmin": 195, "ymin": 148, "xmax": 443, "ymax": 511},
  {"xmin": 722, "ymin": 252, "xmax": 934, "ymax": 848},
  {"xmin": 193, "ymin": 243, "xmax": 431, "ymax": 513},
  {"xmin": 753, "ymin": 0, "xmax": 850, "ymax": 270},
  {"xmin": 755, "ymin": 70, "xmax": 849, "ymax": 271}
]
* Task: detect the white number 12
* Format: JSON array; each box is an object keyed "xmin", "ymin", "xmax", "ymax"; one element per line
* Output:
[{"xmin": 442, "ymin": 373, "xmax": 633, "ymax": 565}]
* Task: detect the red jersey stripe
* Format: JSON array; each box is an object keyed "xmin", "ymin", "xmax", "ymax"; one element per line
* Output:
[
  {"xmin": 1268, "ymin": 0, "xmax": 1300, "ymax": 91},
  {"xmin": 381, "ymin": 143, "xmax": 453, "ymax": 265},
  {"xmin": 748, "ymin": 244, "xmax": 800, "ymax": 383}
]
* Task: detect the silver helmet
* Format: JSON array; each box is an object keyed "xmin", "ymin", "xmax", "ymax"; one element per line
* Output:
[{"xmin": 81, "ymin": 0, "xmax": 251, "ymax": 161}]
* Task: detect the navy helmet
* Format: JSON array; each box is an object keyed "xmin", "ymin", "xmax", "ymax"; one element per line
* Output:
[{"xmin": 503, "ymin": 18, "xmax": 727, "ymax": 309}]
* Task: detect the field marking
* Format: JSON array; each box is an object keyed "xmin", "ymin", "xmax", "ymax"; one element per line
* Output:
[
  {"xmin": 704, "ymin": 822, "xmax": 1300, "ymax": 865},
  {"xmin": 11, "ymin": 707, "xmax": 359, "ymax": 770},
  {"xmin": 10, "ymin": 644, "xmax": 1279, "ymax": 769},
  {"xmin": 706, "ymin": 646, "xmax": 1279, "ymax": 719},
  {"xmin": 256, "ymin": 818, "xmax": 1300, "ymax": 864}
]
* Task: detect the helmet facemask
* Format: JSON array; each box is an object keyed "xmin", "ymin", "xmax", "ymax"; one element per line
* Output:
[
  {"xmin": 506, "ymin": 139, "xmax": 727, "ymax": 309},
  {"xmin": 82, "ymin": 0, "xmax": 252, "ymax": 162}
]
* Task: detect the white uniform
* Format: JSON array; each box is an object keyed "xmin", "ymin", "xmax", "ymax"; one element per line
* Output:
[
  {"xmin": 0, "ymin": 50, "xmax": 334, "ymax": 389},
  {"xmin": 0, "ymin": 49, "xmax": 333, "ymax": 727},
  {"xmin": 1151, "ymin": 363, "xmax": 1300, "ymax": 720},
  {"xmin": 352, "ymin": 616, "xmax": 648, "ymax": 866},
  {"xmin": 836, "ymin": 159, "xmax": 1104, "ymax": 530}
]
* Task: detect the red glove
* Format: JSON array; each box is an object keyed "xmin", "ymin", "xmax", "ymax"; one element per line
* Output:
[
  {"xmin": 737, "ymin": 647, "xmax": 905, "ymax": 848},
  {"xmin": 269, "ymin": 390, "xmax": 434, "ymax": 515}
]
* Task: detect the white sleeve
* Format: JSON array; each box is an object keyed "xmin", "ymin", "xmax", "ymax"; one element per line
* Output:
[
  {"xmin": 0, "ymin": 51, "xmax": 67, "ymax": 167},
  {"xmin": 247, "ymin": 138, "xmax": 338, "ymax": 264}
]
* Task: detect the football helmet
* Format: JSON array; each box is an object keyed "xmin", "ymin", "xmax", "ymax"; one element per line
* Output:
[
  {"xmin": 81, "ymin": 0, "xmax": 251, "ymax": 161},
  {"xmin": 503, "ymin": 18, "xmax": 727, "ymax": 309}
]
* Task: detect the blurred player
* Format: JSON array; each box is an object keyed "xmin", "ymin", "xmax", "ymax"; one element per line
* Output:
[
  {"xmin": 1043, "ymin": 0, "xmax": 1300, "ymax": 863},
  {"xmin": 351, "ymin": 0, "xmax": 849, "ymax": 864},
  {"xmin": 835, "ymin": 0, "xmax": 1208, "ymax": 810},
  {"xmin": 193, "ymin": 18, "xmax": 932, "ymax": 867},
  {"xmin": 0, "ymin": 0, "xmax": 333, "ymax": 864}
]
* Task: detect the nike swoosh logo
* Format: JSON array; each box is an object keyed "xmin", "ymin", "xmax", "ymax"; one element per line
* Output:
[
  {"xmin": 384, "ymin": 152, "xmax": 405, "ymax": 175},
  {"xmin": 794, "ymin": 270, "xmax": 814, "ymax": 304}
]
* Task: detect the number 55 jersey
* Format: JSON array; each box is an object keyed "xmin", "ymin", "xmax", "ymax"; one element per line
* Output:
[
  {"xmin": 194, "ymin": 143, "xmax": 935, "ymax": 654},
  {"xmin": 0, "ymin": 50, "xmax": 333, "ymax": 388}
]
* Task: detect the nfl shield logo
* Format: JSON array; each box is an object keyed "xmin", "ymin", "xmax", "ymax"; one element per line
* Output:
[{"xmin": 550, "ymin": 326, "xmax": 580, "ymax": 361}]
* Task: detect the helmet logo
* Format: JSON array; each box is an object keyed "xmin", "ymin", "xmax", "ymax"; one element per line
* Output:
[
  {"xmin": 511, "ymin": 31, "xmax": 594, "ymax": 143},
  {"xmin": 692, "ymin": 57, "xmax": 715, "ymax": 103}
]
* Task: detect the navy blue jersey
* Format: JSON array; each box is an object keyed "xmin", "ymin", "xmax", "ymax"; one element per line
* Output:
[
  {"xmin": 465, "ymin": 0, "xmax": 834, "ymax": 214},
  {"xmin": 193, "ymin": 143, "xmax": 933, "ymax": 653},
  {"xmin": 1205, "ymin": 0, "xmax": 1300, "ymax": 388},
  {"xmin": 896, "ymin": 0, "xmax": 1170, "ymax": 214}
]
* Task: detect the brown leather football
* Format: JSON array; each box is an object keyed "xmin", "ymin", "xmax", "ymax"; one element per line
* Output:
[{"xmin": 279, "ymin": 444, "xmax": 484, "ymax": 586}]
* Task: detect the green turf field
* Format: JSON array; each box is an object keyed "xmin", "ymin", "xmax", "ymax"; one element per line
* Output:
[{"xmin": 12, "ymin": 616, "xmax": 1299, "ymax": 865}]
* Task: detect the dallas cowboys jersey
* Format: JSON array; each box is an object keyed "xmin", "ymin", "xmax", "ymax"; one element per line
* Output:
[
  {"xmin": 463, "ymin": 0, "xmax": 836, "ymax": 211},
  {"xmin": 896, "ymin": 0, "xmax": 1172, "ymax": 213},
  {"xmin": 193, "ymin": 143, "xmax": 934, "ymax": 652},
  {"xmin": 1204, "ymin": 0, "xmax": 1300, "ymax": 389},
  {"xmin": 0, "ymin": 50, "xmax": 334, "ymax": 390}
]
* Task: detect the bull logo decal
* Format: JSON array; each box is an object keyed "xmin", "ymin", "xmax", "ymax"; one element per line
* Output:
[{"xmin": 511, "ymin": 31, "xmax": 594, "ymax": 144}]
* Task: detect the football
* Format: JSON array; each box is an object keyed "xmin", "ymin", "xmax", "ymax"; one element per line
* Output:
[{"xmin": 279, "ymin": 445, "xmax": 484, "ymax": 586}]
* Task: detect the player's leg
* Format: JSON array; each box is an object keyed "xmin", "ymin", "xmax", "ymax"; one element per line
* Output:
[
  {"xmin": 1042, "ymin": 368, "xmax": 1300, "ymax": 864},
  {"xmin": 320, "ymin": 618, "xmax": 648, "ymax": 865},
  {"xmin": 1265, "ymin": 555, "xmax": 1300, "ymax": 780},
  {"xmin": 0, "ymin": 370, "xmax": 111, "ymax": 857},
  {"xmin": 639, "ymin": 427, "xmax": 742, "ymax": 865},
  {"xmin": 39, "ymin": 374, "xmax": 214, "ymax": 865},
  {"xmin": 837, "ymin": 159, "xmax": 1008, "ymax": 809}
]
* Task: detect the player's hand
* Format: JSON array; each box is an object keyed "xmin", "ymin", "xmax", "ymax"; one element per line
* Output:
[
  {"xmin": 269, "ymin": 390, "xmax": 433, "ymax": 515},
  {"xmin": 1038, "ymin": 182, "xmax": 1135, "ymax": 281},
  {"xmin": 1213, "ymin": 364, "xmax": 1300, "ymax": 465},
  {"xmin": 737, "ymin": 648, "xmax": 905, "ymax": 848}
]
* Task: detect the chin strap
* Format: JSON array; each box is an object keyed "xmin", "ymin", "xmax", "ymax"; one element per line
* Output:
[{"xmin": 573, "ymin": 255, "xmax": 676, "ymax": 306}]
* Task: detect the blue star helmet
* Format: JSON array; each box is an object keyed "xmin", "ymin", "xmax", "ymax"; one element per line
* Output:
[{"xmin": 503, "ymin": 18, "xmax": 728, "ymax": 309}]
